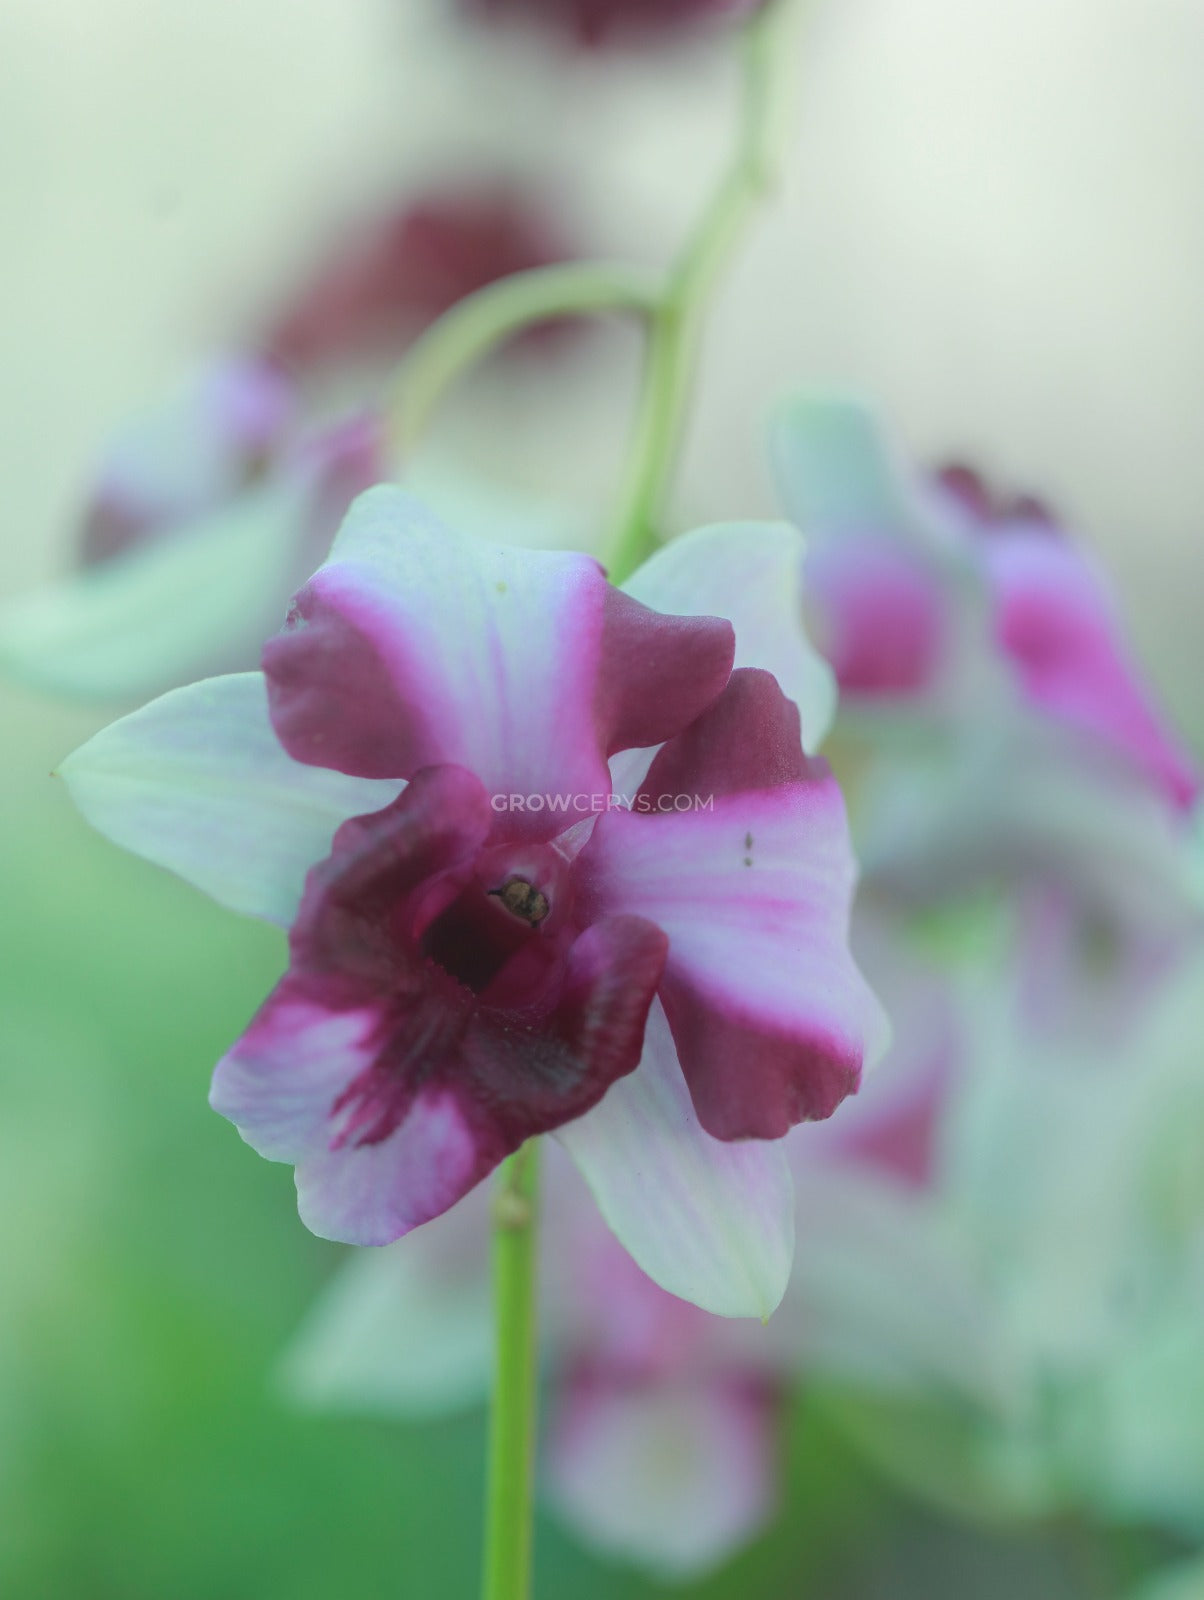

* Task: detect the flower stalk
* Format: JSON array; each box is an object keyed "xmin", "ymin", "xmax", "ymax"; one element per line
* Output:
[
  {"xmin": 389, "ymin": 262, "xmax": 659, "ymax": 453},
  {"xmin": 605, "ymin": 0, "xmax": 806, "ymax": 582},
  {"xmin": 482, "ymin": 1140, "xmax": 541, "ymax": 1600}
]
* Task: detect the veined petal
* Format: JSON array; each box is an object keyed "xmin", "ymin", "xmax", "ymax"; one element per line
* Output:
[
  {"xmin": 546, "ymin": 1374, "xmax": 777, "ymax": 1579},
  {"xmin": 578, "ymin": 671, "xmax": 888, "ymax": 1141},
  {"xmin": 557, "ymin": 1001, "xmax": 795, "ymax": 1320},
  {"xmin": 59, "ymin": 673, "xmax": 402, "ymax": 923},
  {"xmin": 621, "ymin": 521, "xmax": 835, "ymax": 752}
]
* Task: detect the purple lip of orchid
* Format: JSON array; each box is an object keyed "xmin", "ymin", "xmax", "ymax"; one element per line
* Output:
[{"xmin": 458, "ymin": 0, "xmax": 760, "ymax": 48}]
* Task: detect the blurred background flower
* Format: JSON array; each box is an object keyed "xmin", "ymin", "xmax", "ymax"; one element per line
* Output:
[{"xmin": 3, "ymin": 0, "xmax": 1203, "ymax": 1595}]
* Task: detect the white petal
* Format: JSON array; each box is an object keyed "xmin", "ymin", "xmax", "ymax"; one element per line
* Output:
[
  {"xmin": 59, "ymin": 672, "xmax": 402, "ymax": 923},
  {"xmin": 557, "ymin": 1001, "xmax": 795, "ymax": 1320},
  {"xmin": 546, "ymin": 1379, "xmax": 775, "ymax": 1578},
  {"xmin": 623, "ymin": 520, "xmax": 837, "ymax": 753},
  {"xmin": 278, "ymin": 1192, "xmax": 493, "ymax": 1419}
]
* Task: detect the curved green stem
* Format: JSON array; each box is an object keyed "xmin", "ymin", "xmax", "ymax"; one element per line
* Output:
[
  {"xmin": 389, "ymin": 262, "xmax": 659, "ymax": 453},
  {"xmin": 606, "ymin": 0, "xmax": 806, "ymax": 582},
  {"xmin": 481, "ymin": 1140, "xmax": 541, "ymax": 1600}
]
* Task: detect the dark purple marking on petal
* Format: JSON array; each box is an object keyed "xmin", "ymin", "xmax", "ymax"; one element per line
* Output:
[
  {"xmin": 597, "ymin": 587, "xmax": 735, "ymax": 756},
  {"xmin": 262, "ymin": 572, "xmax": 441, "ymax": 779},
  {"xmin": 806, "ymin": 534, "xmax": 948, "ymax": 698},
  {"xmin": 660, "ymin": 973, "xmax": 861, "ymax": 1140},
  {"xmin": 212, "ymin": 763, "xmax": 667, "ymax": 1244},
  {"xmin": 637, "ymin": 667, "xmax": 812, "ymax": 808}
]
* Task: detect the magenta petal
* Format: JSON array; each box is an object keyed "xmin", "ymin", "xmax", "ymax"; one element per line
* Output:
[
  {"xmin": 264, "ymin": 488, "xmax": 743, "ymax": 839},
  {"xmin": 806, "ymin": 532, "xmax": 949, "ymax": 698},
  {"xmin": 660, "ymin": 975, "xmax": 861, "ymax": 1139},
  {"xmin": 263, "ymin": 489, "xmax": 617, "ymax": 830},
  {"xmin": 986, "ymin": 532, "xmax": 1199, "ymax": 810},
  {"xmin": 597, "ymin": 587, "xmax": 734, "ymax": 755},
  {"xmin": 211, "ymin": 766, "xmax": 667, "ymax": 1244},
  {"xmin": 578, "ymin": 671, "xmax": 884, "ymax": 1142},
  {"xmin": 636, "ymin": 665, "xmax": 812, "ymax": 801}
]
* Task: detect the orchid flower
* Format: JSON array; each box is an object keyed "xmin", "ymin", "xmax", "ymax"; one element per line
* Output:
[
  {"xmin": 60, "ymin": 490, "xmax": 884, "ymax": 1318},
  {"xmin": 789, "ymin": 931, "xmax": 1204, "ymax": 1535},
  {"xmin": 0, "ymin": 359, "xmax": 383, "ymax": 702},
  {"xmin": 771, "ymin": 394, "xmax": 1203, "ymax": 1049}
]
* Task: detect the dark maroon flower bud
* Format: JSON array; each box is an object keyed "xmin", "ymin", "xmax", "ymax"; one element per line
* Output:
[{"xmin": 266, "ymin": 183, "xmax": 577, "ymax": 373}]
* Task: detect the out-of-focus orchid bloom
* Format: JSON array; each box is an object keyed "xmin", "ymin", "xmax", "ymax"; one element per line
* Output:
[
  {"xmin": 458, "ymin": 0, "xmax": 760, "ymax": 50},
  {"xmin": 784, "ymin": 917, "xmax": 1204, "ymax": 1538},
  {"xmin": 773, "ymin": 395, "xmax": 1199, "ymax": 809},
  {"xmin": 771, "ymin": 396, "xmax": 1203, "ymax": 1049},
  {"xmin": 265, "ymin": 184, "xmax": 578, "ymax": 375},
  {"xmin": 0, "ymin": 359, "xmax": 384, "ymax": 702},
  {"xmin": 61, "ymin": 499, "xmax": 883, "ymax": 1317},
  {"xmin": 282, "ymin": 1142, "xmax": 791, "ymax": 1578}
]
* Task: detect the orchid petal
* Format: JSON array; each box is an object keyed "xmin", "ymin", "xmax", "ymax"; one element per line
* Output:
[
  {"xmin": 558, "ymin": 1001, "xmax": 795, "ymax": 1319},
  {"xmin": 546, "ymin": 1375, "xmax": 777, "ymax": 1578},
  {"xmin": 986, "ymin": 531, "xmax": 1199, "ymax": 810},
  {"xmin": 278, "ymin": 1195, "xmax": 493, "ymax": 1418},
  {"xmin": 59, "ymin": 673, "xmax": 402, "ymax": 923},
  {"xmin": 579, "ymin": 671, "xmax": 889, "ymax": 1141},
  {"xmin": 264, "ymin": 488, "xmax": 734, "ymax": 834},
  {"xmin": 770, "ymin": 392, "xmax": 917, "ymax": 533},
  {"xmin": 622, "ymin": 520, "xmax": 836, "ymax": 751}
]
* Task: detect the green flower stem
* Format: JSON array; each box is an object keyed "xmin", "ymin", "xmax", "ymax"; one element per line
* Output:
[
  {"xmin": 606, "ymin": 0, "xmax": 806, "ymax": 583},
  {"xmin": 389, "ymin": 263, "xmax": 659, "ymax": 452},
  {"xmin": 481, "ymin": 1140, "xmax": 541, "ymax": 1600}
]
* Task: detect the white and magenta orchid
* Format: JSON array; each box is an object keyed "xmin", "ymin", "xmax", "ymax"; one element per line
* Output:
[
  {"xmin": 772, "ymin": 394, "xmax": 1203, "ymax": 1049},
  {"xmin": 0, "ymin": 358, "xmax": 384, "ymax": 703},
  {"xmin": 772, "ymin": 393, "xmax": 1198, "ymax": 810},
  {"xmin": 61, "ymin": 489, "xmax": 883, "ymax": 1317}
]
